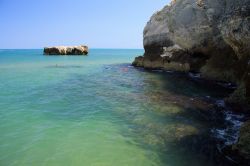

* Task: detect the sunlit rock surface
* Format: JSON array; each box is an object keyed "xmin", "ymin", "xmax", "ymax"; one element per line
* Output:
[
  {"xmin": 44, "ymin": 45, "xmax": 88, "ymax": 55},
  {"xmin": 133, "ymin": 0, "xmax": 250, "ymax": 102}
]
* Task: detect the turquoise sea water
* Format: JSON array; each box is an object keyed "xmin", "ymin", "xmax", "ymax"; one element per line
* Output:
[{"xmin": 0, "ymin": 49, "xmax": 238, "ymax": 166}]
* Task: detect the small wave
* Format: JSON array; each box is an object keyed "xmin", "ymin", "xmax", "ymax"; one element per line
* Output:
[
  {"xmin": 188, "ymin": 72, "xmax": 201, "ymax": 79},
  {"xmin": 215, "ymin": 100, "xmax": 226, "ymax": 108},
  {"xmin": 217, "ymin": 82, "xmax": 237, "ymax": 90},
  {"xmin": 211, "ymin": 109, "xmax": 244, "ymax": 146}
]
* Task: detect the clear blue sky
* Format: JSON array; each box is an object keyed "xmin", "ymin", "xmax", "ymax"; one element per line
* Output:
[{"xmin": 0, "ymin": 0, "xmax": 170, "ymax": 49}]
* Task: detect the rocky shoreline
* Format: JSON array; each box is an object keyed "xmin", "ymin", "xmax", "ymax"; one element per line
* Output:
[{"xmin": 133, "ymin": 0, "xmax": 250, "ymax": 164}]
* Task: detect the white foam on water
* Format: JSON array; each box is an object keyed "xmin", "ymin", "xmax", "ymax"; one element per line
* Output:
[
  {"xmin": 211, "ymin": 105, "xmax": 244, "ymax": 146},
  {"xmin": 216, "ymin": 100, "xmax": 226, "ymax": 108},
  {"xmin": 188, "ymin": 72, "xmax": 201, "ymax": 79},
  {"xmin": 165, "ymin": 70, "xmax": 174, "ymax": 73}
]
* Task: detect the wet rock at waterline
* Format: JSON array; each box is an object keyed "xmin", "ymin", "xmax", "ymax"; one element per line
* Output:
[
  {"xmin": 44, "ymin": 45, "xmax": 88, "ymax": 55},
  {"xmin": 234, "ymin": 121, "xmax": 250, "ymax": 162},
  {"xmin": 223, "ymin": 120, "xmax": 250, "ymax": 165}
]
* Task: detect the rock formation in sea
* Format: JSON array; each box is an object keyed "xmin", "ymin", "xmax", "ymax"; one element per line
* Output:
[
  {"xmin": 132, "ymin": 0, "xmax": 250, "ymax": 163},
  {"xmin": 133, "ymin": 0, "xmax": 250, "ymax": 105},
  {"xmin": 44, "ymin": 45, "xmax": 88, "ymax": 55}
]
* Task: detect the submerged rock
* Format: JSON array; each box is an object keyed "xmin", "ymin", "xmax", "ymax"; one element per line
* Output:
[{"xmin": 44, "ymin": 45, "xmax": 88, "ymax": 55}]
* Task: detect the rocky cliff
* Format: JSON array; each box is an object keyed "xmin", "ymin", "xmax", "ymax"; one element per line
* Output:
[
  {"xmin": 44, "ymin": 45, "xmax": 88, "ymax": 55},
  {"xmin": 133, "ymin": 0, "xmax": 250, "ymax": 107},
  {"xmin": 133, "ymin": 0, "xmax": 250, "ymax": 162}
]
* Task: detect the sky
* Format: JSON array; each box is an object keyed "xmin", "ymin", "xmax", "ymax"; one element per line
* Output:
[{"xmin": 0, "ymin": 0, "xmax": 170, "ymax": 49}]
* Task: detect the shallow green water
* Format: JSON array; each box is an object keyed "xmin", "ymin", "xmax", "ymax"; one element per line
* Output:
[{"xmin": 0, "ymin": 49, "xmax": 234, "ymax": 166}]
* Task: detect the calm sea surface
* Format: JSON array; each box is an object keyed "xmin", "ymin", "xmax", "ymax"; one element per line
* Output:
[{"xmin": 0, "ymin": 49, "xmax": 239, "ymax": 166}]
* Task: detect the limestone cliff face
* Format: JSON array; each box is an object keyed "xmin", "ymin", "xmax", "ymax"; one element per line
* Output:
[
  {"xmin": 44, "ymin": 45, "xmax": 88, "ymax": 55},
  {"xmin": 133, "ymin": 0, "xmax": 250, "ymax": 106}
]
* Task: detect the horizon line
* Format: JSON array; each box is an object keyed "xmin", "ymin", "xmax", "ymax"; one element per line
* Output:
[{"xmin": 0, "ymin": 47, "xmax": 144, "ymax": 50}]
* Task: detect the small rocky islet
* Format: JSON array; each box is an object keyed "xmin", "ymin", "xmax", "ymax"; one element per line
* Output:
[
  {"xmin": 44, "ymin": 45, "xmax": 88, "ymax": 55},
  {"xmin": 132, "ymin": 0, "xmax": 250, "ymax": 164}
]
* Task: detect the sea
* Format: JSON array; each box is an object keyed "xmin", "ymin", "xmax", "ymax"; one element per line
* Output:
[{"xmin": 0, "ymin": 49, "xmax": 244, "ymax": 166}]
